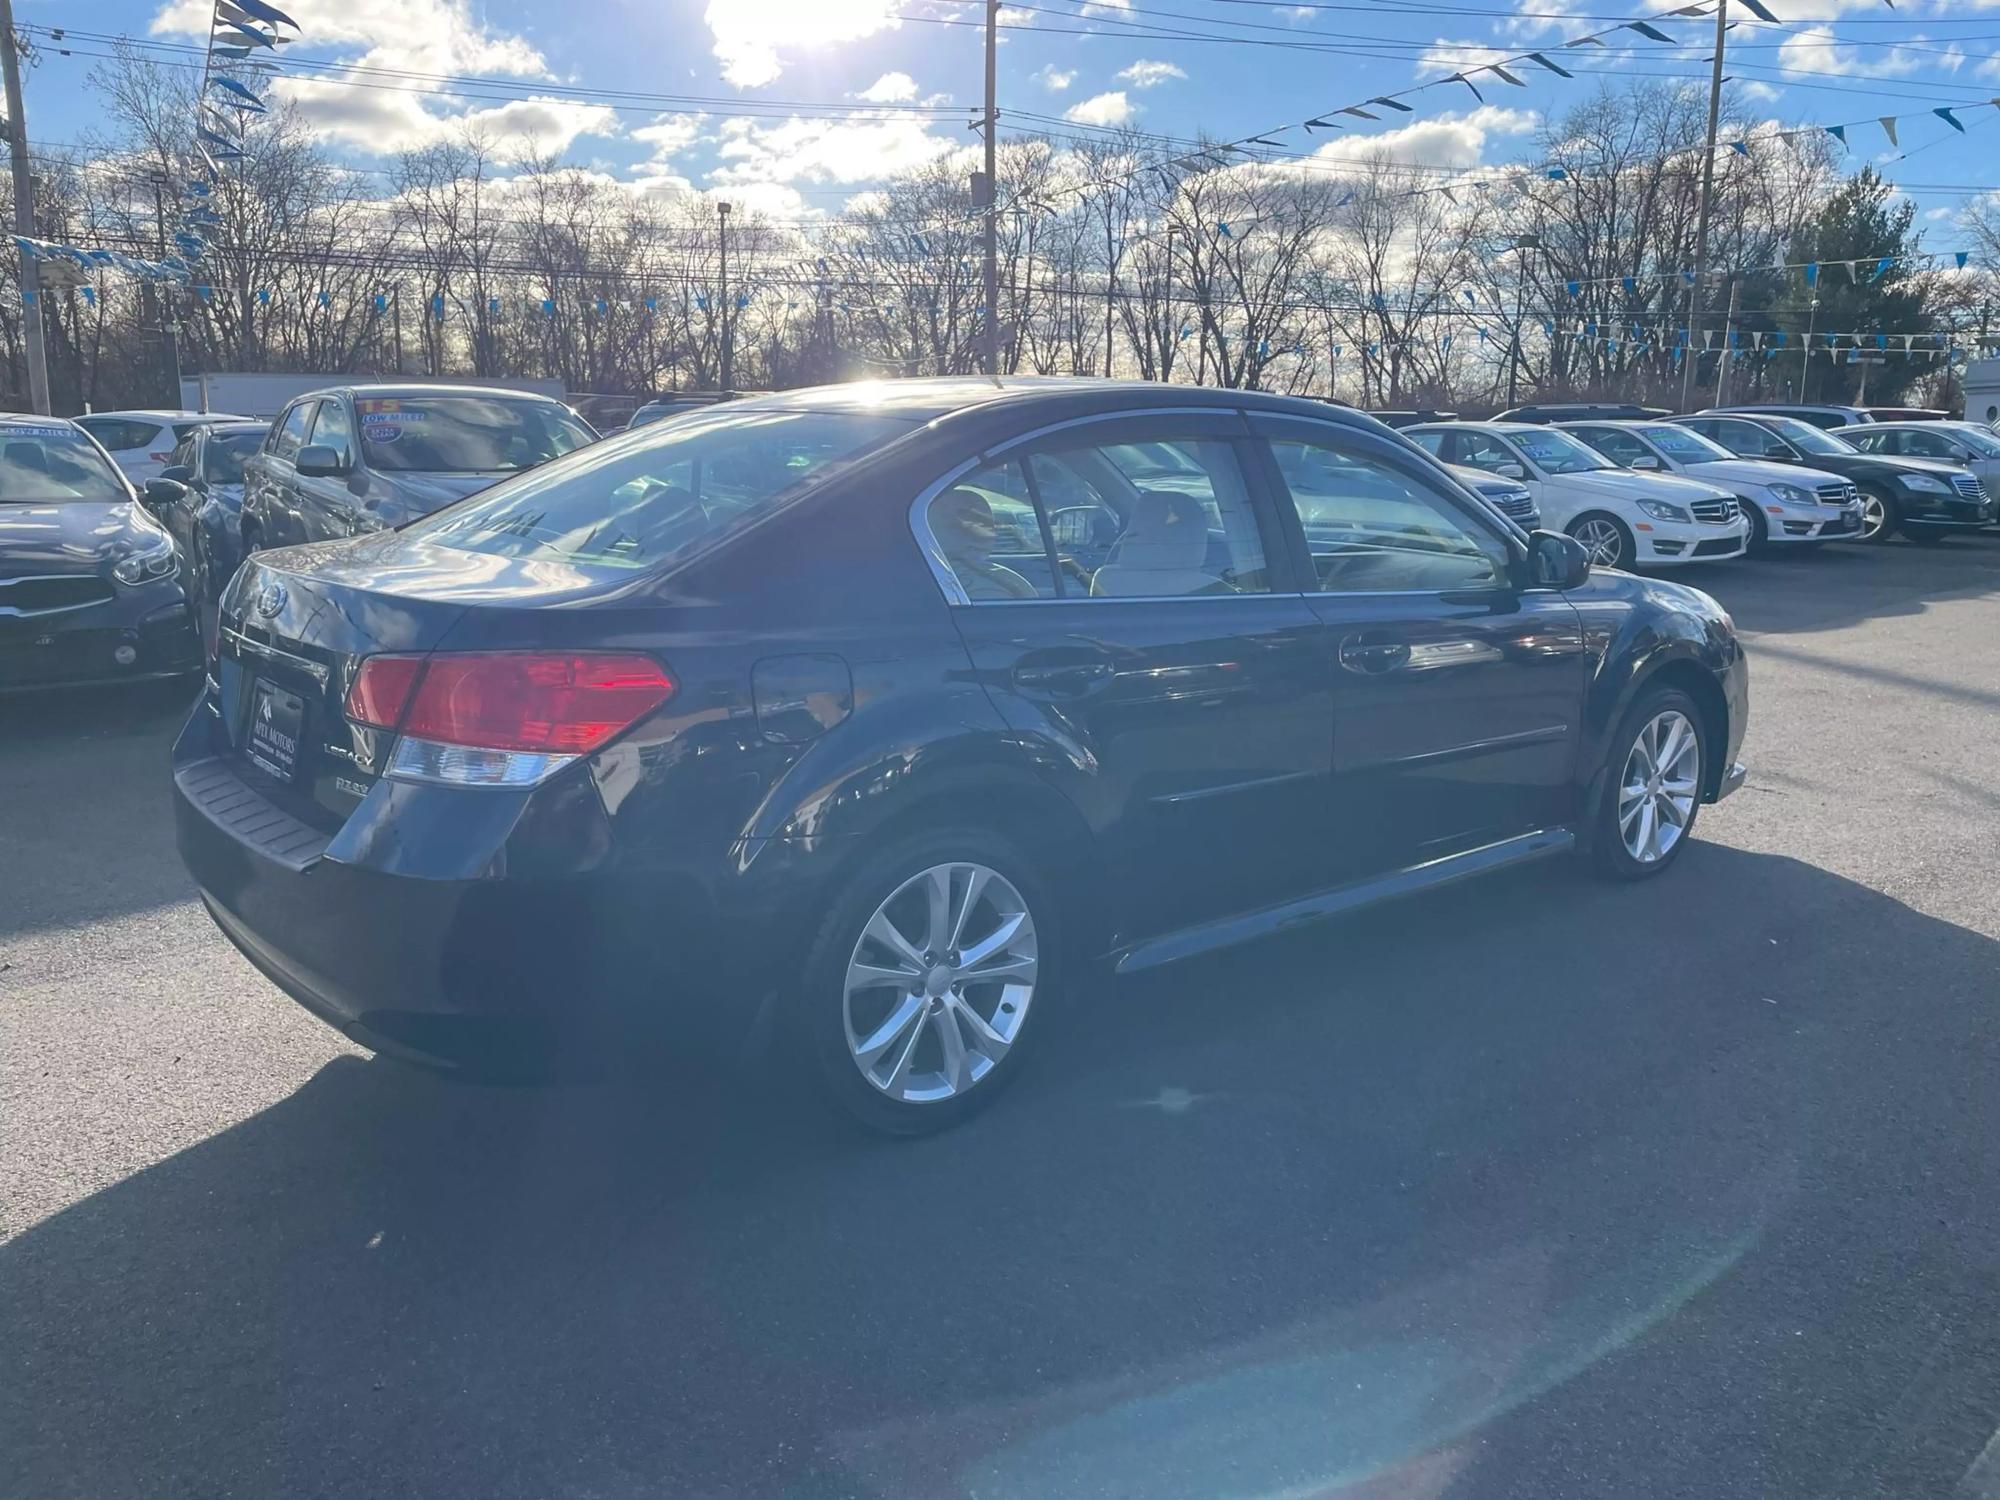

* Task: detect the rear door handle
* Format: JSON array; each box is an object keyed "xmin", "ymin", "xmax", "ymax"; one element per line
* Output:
[
  {"xmin": 1338, "ymin": 635, "xmax": 1410, "ymax": 674},
  {"xmin": 1012, "ymin": 659, "xmax": 1114, "ymax": 698}
]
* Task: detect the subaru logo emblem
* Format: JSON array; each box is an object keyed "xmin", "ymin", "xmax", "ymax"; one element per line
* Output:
[{"xmin": 254, "ymin": 582, "xmax": 287, "ymax": 618}]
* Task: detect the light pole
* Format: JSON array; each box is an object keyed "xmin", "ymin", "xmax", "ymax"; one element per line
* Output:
[
  {"xmin": 717, "ymin": 199, "xmax": 733, "ymax": 391},
  {"xmin": 1679, "ymin": 0, "xmax": 1731, "ymax": 413},
  {"xmin": 980, "ymin": 0, "xmax": 1000, "ymax": 376},
  {"xmin": 1799, "ymin": 293, "xmax": 1819, "ymax": 402},
  {"xmin": 1504, "ymin": 232, "xmax": 1542, "ymax": 409}
]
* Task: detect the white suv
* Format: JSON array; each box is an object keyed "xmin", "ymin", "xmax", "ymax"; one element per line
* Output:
[
  {"xmin": 1558, "ymin": 419, "xmax": 1863, "ymax": 549},
  {"xmin": 1406, "ymin": 421, "xmax": 1749, "ymax": 571}
]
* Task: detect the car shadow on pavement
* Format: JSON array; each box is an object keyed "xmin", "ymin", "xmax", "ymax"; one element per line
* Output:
[
  {"xmin": 1676, "ymin": 530, "xmax": 2000, "ymax": 641},
  {"xmin": 7, "ymin": 844, "xmax": 2000, "ymax": 1499},
  {"xmin": 0, "ymin": 678, "xmax": 202, "ymax": 942}
]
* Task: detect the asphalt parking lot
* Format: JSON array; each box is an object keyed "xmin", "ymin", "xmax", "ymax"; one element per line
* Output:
[{"xmin": 5, "ymin": 538, "xmax": 2000, "ymax": 1499}]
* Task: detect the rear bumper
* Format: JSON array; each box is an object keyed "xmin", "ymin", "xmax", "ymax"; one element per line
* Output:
[{"xmin": 172, "ymin": 709, "xmax": 789, "ymax": 1069}]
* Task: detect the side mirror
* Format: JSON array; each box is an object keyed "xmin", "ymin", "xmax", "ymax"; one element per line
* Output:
[
  {"xmin": 1631, "ymin": 454, "xmax": 1661, "ymax": 471},
  {"xmin": 141, "ymin": 477, "xmax": 188, "ymax": 513},
  {"xmin": 1495, "ymin": 460, "xmax": 1528, "ymax": 480},
  {"xmin": 1525, "ymin": 529, "xmax": 1591, "ymax": 590},
  {"xmin": 295, "ymin": 444, "xmax": 349, "ymax": 478}
]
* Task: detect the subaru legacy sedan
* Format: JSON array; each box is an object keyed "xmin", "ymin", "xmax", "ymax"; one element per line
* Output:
[{"xmin": 174, "ymin": 379, "xmax": 1748, "ymax": 1133}]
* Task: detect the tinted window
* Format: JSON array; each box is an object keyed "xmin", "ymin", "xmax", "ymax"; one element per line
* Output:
[
  {"xmin": 204, "ymin": 432, "xmax": 263, "ymax": 485},
  {"xmin": 1454, "ymin": 430, "xmax": 1527, "ymax": 475},
  {"xmin": 1405, "ymin": 430, "xmax": 1447, "ymax": 460},
  {"xmin": 927, "ymin": 459, "xmax": 1060, "ymax": 600},
  {"xmin": 1899, "ymin": 430, "xmax": 1958, "ymax": 459},
  {"xmin": 309, "ymin": 400, "xmax": 355, "ymax": 466},
  {"xmin": 272, "ymin": 403, "xmax": 315, "ymax": 460},
  {"xmin": 1707, "ymin": 419, "xmax": 1787, "ymax": 458},
  {"xmin": 1954, "ymin": 426, "xmax": 2000, "ymax": 458},
  {"xmin": 77, "ymin": 417, "xmax": 160, "ymax": 452},
  {"xmin": 1509, "ymin": 429, "xmax": 1608, "ymax": 474},
  {"xmin": 0, "ymin": 424, "xmax": 134, "ymax": 504},
  {"xmin": 1270, "ymin": 437, "xmax": 1506, "ymax": 593},
  {"xmin": 1572, "ymin": 427, "xmax": 1652, "ymax": 467},
  {"xmin": 354, "ymin": 396, "xmax": 592, "ymax": 474},
  {"xmin": 413, "ymin": 408, "xmax": 910, "ymax": 570},
  {"xmin": 1843, "ymin": 431, "xmax": 1890, "ymax": 454},
  {"xmin": 1642, "ymin": 424, "xmax": 1731, "ymax": 462}
]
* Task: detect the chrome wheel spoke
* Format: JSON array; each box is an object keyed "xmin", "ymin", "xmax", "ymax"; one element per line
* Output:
[
  {"xmin": 964, "ymin": 954, "xmax": 1037, "ymax": 984},
  {"xmin": 950, "ymin": 995, "xmax": 1013, "ymax": 1066},
  {"xmin": 864, "ymin": 909, "xmax": 926, "ymax": 971},
  {"xmin": 1618, "ymin": 709, "xmax": 1699, "ymax": 864},
  {"xmin": 946, "ymin": 866, "xmax": 990, "ymax": 952},
  {"xmin": 932, "ymin": 1005, "xmax": 969, "ymax": 1090},
  {"xmin": 958, "ymin": 910, "xmax": 1027, "ymax": 971},
  {"xmin": 923, "ymin": 866, "xmax": 952, "ymax": 954},
  {"xmin": 854, "ymin": 993, "xmax": 926, "ymax": 1074},
  {"xmin": 849, "ymin": 960, "xmax": 923, "ymax": 990}
]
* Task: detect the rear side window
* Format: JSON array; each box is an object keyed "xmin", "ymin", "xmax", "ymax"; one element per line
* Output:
[
  {"xmin": 412, "ymin": 408, "xmax": 911, "ymax": 569},
  {"xmin": 77, "ymin": 417, "xmax": 159, "ymax": 452},
  {"xmin": 205, "ymin": 432, "xmax": 262, "ymax": 485},
  {"xmin": 924, "ymin": 431, "xmax": 1271, "ymax": 600}
]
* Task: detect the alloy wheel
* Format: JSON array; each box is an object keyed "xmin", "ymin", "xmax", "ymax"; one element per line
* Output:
[
  {"xmin": 1858, "ymin": 492, "xmax": 1889, "ymax": 541},
  {"xmin": 1572, "ymin": 517, "xmax": 1625, "ymax": 568},
  {"xmin": 842, "ymin": 862, "xmax": 1038, "ymax": 1104},
  {"xmin": 1618, "ymin": 709, "xmax": 1700, "ymax": 864}
]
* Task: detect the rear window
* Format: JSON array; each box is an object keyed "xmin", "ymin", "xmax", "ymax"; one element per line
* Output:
[
  {"xmin": 409, "ymin": 407, "xmax": 912, "ymax": 569},
  {"xmin": 354, "ymin": 396, "xmax": 593, "ymax": 474},
  {"xmin": 0, "ymin": 425, "xmax": 133, "ymax": 504}
]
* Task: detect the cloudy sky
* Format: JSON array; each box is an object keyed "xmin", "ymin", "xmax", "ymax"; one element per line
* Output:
[{"xmin": 21, "ymin": 0, "xmax": 2000, "ymax": 229}]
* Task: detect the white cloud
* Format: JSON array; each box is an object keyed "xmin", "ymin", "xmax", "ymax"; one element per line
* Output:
[
  {"xmin": 703, "ymin": 0, "xmax": 901, "ymax": 89},
  {"xmin": 710, "ymin": 113, "xmax": 954, "ymax": 187},
  {"xmin": 1036, "ymin": 64, "xmax": 1075, "ymax": 91},
  {"xmin": 1775, "ymin": 24, "xmax": 1953, "ymax": 76},
  {"xmin": 1117, "ymin": 60, "xmax": 1187, "ymax": 89},
  {"xmin": 997, "ymin": 6, "xmax": 1036, "ymax": 23},
  {"xmin": 1737, "ymin": 80, "xmax": 1782, "ymax": 103},
  {"xmin": 857, "ymin": 71, "xmax": 919, "ymax": 103},
  {"xmin": 632, "ymin": 114, "xmax": 704, "ymax": 160},
  {"xmin": 1415, "ymin": 39, "xmax": 1523, "ymax": 82},
  {"xmin": 270, "ymin": 77, "xmax": 618, "ymax": 160},
  {"xmin": 1272, "ymin": 5, "xmax": 1316, "ymax": 21},
  {"xmin": 1065, "ymin": 91, "xmax": 1135, "ymax": 126},
  {"xmin": 1309, "ymin": 106, "xmax": 1539, "ymax": 170}
]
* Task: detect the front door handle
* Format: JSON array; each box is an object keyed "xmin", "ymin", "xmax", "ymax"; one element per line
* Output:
[{"xmin": 1338, "ymin": 635, "xmax": 1410, "ymax": 675}]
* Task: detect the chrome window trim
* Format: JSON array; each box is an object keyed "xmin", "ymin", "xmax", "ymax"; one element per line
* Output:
[{"xmin": 906, "ymin": 404, "xmax": 1263, "ymax": 608}]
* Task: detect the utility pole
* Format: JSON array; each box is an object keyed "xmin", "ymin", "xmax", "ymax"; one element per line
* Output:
[
  {"xmin": 717, "ymin": 199, "xmax": 733, "ymax": 390},
  {"xmin": 149, "ymin": 176, "xmax": 183, "ymax": 407},
  {"xmin": 1505, "ymin": 232, "xmax": 1541, "ymax": 408},
  {"xmin": 979, "ymin": 0, "xmax": 1000, "ymax": 377},
  {"xmin": 1713, "ymin": 276, "xmax": 1742, "ymax": 405},
  {"xmin": 1, "ymin": 0, "xmax": 51, "ymax": 414},
  {"xmin": 1678, "ymin": 0, "xmax": 1729, "ymax": 413},
  {"xmin": 390, "ymin": 286, "xmax": 404, "ymax": 374}
]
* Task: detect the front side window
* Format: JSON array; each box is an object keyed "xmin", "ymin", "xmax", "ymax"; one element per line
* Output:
[
  {"xmin": 0, "ymin": 424, "xmax": 135, "ymax": 505},
  {"xmin": 1509, "ymin": 428, "xmax": 1610, "ymax": 475},
  {"xmin": 1843, "ymin": 431, "xmax": 1890, "ymax": 454},
  {"xmin": 1954, "ymin": 426, "xmax": 2000, "ymax": 458},
  {"xmin": 204, "ymin": 432, "xmax": 263, "ymax": 486},
  {"xmin": 354, "ymin": 396, "xmax": 593, "ymax": 474},
  {"xmin": 272, "ymin": 403, "xmax": 315, "ymax": 460},
  {"xmin": 310, "ymin": 400, "xmax": 355, "ymax": 466},
  {"xmin": 413, "ymin": 407, "xmax": 911, "ymax": 570},
  {"xmin": 1270, "ymin": 436, "xmax": 1506, "ymax": 593},
  {"xmin": 1900, "ymin": 430, "xmax": 1958, "ymax": 459}
]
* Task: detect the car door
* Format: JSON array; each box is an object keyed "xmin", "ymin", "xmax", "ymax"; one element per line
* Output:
[
  {"xmin": 295, "ymin": 396, "xmax": 372, "ymax": 538},
  {"xmin": 252, "ymin": 400, "xmax": 318, "ymax": 547},
  {"xmin": 922, "ymin": 409, "xmax": 1336, "ymax": 941},
  {"xmin": 1248, "ymin": 414, "xmax": 1588, "ymax": 882}
]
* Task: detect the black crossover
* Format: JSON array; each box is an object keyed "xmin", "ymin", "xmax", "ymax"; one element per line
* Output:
[{"xmin": 173, "ymin": 379, "xmax": 1749, "ymax": 1132}]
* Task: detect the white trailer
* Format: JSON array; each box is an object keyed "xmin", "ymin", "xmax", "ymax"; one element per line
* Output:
[
  {"xmin": 180, "ymin": 371, "xmax": 567, "ymax": 420},
  {"xmin": 1964, "ymin": 359, "xmax": 2000, "ymax": 429}
]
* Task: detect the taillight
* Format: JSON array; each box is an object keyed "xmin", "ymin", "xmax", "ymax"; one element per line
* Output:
[{"xmin": 348, "ymin": 651, "xmax": 675, "ymax": 787}]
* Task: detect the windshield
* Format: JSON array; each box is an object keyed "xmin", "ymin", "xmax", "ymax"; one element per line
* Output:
[
  {"xmin": 0, "ymin": 424, "xmax": 132, "ymax": 504},
  {"xmin": 355, "ymin": 396, "xmax": 594, "ymax": 474},
  {"xmin": 1642, "ymin": 425, "xmax": 1732, "ymax": 462},
  {"xmin": 1761, "ymin": 416, "xmax": 1857, "ymax": 456},
  {"xmin": 1509, "ymin": 428, "xmax": 1611, "ymax": 475},
  {"xmin": 205, "ymin": 432, "xmax": 263, "ymax": 486},
  {"xmin": 411, "ymin": 407, "xmax": 912, "ymax": 569}
]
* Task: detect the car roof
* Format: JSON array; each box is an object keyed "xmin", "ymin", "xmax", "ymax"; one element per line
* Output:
[
  {"xmin": 78, "ymin": 408, "xmax": 223, "ymax": 421},
  {"xmin": 1405, "ymin": 420, "xmax": 1545, "ymax": 435},
  {"xmin": 725, "ymin": 376, "xmax": 1401, "ymax": 431},
  {"xmin": 1706, "ymin": 404, "xmax": 1864, "ymax": 416},
  {"xmin": 0, "ymin": 414, "xmax": 85, "ymax": 430},
  {"xmin": 202, "ymin": 421, "xmax": 270, "ymax": 435},
  {"xmin": 317, "ymin": 383, "xmax": 570, "ymax": 403}
]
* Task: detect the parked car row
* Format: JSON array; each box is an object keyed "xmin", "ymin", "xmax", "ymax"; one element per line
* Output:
[{"xmin": 1, "ymin": 385, "xmax": 597, "ymax": 692}]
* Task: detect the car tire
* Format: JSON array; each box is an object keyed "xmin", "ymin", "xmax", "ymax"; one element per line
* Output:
[
  {"xmin": 1856, "ymin": 488, "xmax": 1898, "ymax": 543},
  {"xmin": 1567, "ymin": 512, "xmax": 1635, "ymax": 571},
  {"xmin": 1591, "ymin": 686, "xmax": 1707, "ymax": 882},
  {"xmin": 1742, "ymin": 502, "xmax": 1770, "ymax": 553},
  {"xmin": 796, "ymin": 828, "xmax": 1057, "ymax": 1135}
]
